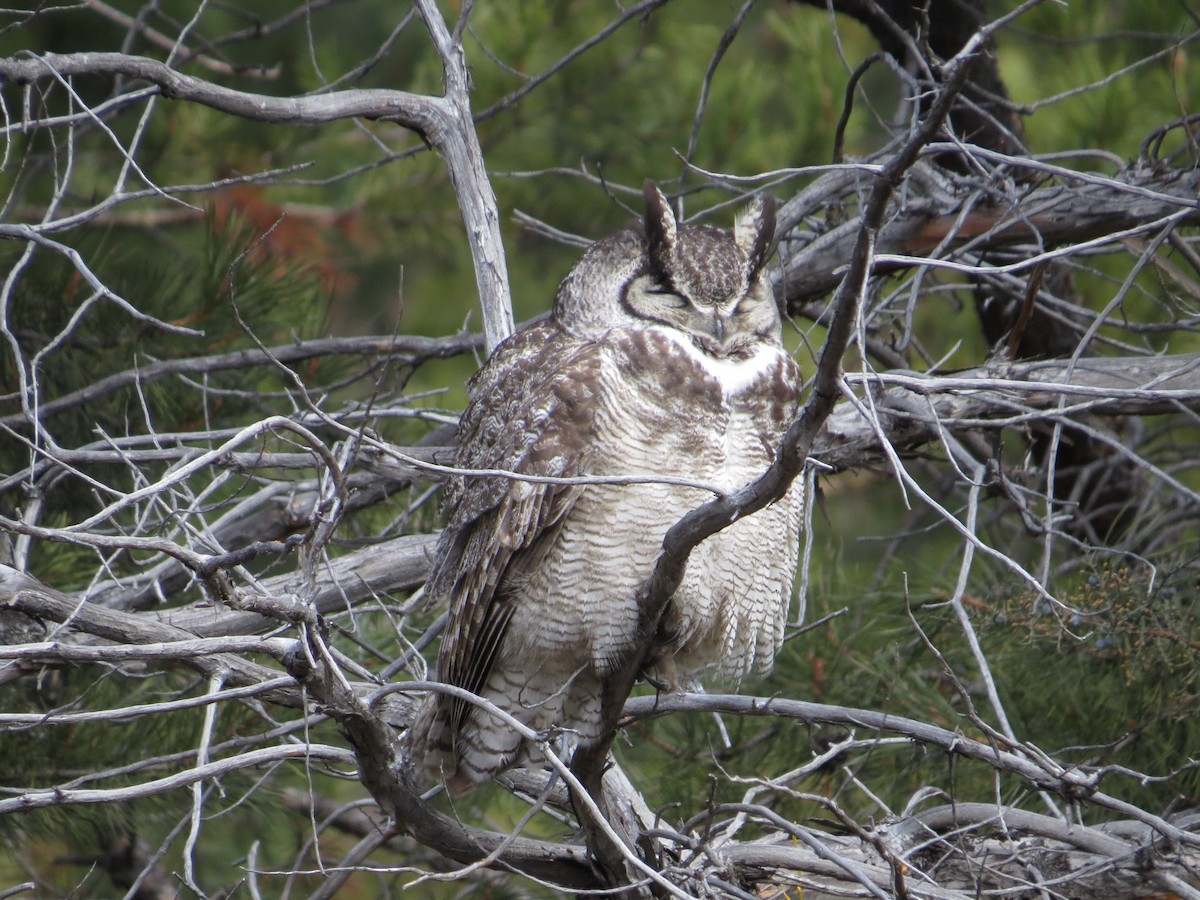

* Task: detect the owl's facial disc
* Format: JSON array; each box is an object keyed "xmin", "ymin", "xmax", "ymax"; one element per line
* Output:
[{"xmin": 621, "ymin": 273, "xmax": 778, "ymax": 359}]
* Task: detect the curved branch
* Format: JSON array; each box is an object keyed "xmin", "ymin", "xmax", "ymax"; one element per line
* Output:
[
  {"xmin": 623, "ymin": 691, "xmax": 1085, "ymax": 793},
  {"xmin": 778, "ymin": 162, "xmax": 1200, "ymax": 311},
  {"xmin": 817, "ymin": 351, "xmax": 1200, "ymax": 471},
  {"xmin": 0, "ymin": 744, "xmax": 353, "ymax": 815},
  {"xmin": 0, "ymin": 46, "xmax": 514, "ymax": 351},
  {"xmin": 623, "ymin": 691, "xmax": 1200, "ymax": 851},
  {"xmin": 0, "ymin": 564, "xmax": 305, "ymax": 705},
  {"xmin": 0, "ymin": 332, "xmax": 482, "ymax": 432},
  {"xmin": 0, "ymin": 53, "xmax": 443, "ymax": 128},
  {"xmin": 413, "ymin": 0, "xmax": 514, "ymax": 349}
]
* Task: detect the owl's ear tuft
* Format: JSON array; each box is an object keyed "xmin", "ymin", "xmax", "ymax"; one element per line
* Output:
[
  {"xmin": 642, "ymin": 181, "xmax": 677, "ymax": 276},
  {"xmin": 735, "ymin": 193, "xmax": 776, "ymax": 274}
]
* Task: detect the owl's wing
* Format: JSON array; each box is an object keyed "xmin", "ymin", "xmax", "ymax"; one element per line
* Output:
[{"xmin": 426, "ymin": 321, "xmax": 602, "ymax": 740}]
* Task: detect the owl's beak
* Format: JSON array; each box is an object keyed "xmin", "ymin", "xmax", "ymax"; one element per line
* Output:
[{"xmin": 708, "ymin": 314, "xmax": 727, "ymax": 344}]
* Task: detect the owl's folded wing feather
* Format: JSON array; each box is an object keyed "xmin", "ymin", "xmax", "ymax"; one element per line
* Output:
[{"xmin": 421, "ymin": 321, "xmax": 603, "ymax": 753}]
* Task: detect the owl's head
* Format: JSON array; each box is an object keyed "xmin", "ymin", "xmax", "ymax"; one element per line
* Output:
[{"xmin": 553, "ymin": 182, "xmax": 780, "ymax": 358}]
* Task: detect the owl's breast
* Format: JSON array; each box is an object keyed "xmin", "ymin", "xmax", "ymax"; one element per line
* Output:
[
  {"xmin": 589, "ymin": 326, "xmax": 804, "ymax": 678},
  {"xmin": 607, "ymin": 326, "xmax": 800, "ymax": 461},
  {"xmin": 505, "ymin": 326, "xmax": 802, "ymax": 680}
]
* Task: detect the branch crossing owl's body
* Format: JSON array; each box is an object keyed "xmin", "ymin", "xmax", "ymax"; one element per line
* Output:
[{"xmin": 409, "ymin": 185, "xmax": 803, "ymax": 794}]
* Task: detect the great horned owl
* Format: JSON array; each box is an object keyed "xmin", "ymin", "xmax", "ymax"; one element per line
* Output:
[{"xmin": 409, "ymin": 184, "xmax": 803, "ymax": 794}]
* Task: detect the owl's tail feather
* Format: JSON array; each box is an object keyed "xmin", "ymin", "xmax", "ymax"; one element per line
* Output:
[
  {"xmin": 407, "ymin": 668, "xmax": 605, "ymax": 796},
  {"xmin": 407, "ymin": 691, "xmax": 523, "ymax": 797},
  {"xmin": 406, "ymin": 695, "xmax": 480, "ymax": 797}
]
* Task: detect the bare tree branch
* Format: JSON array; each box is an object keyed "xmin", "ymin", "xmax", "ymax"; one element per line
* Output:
[
  {"xmin": 778, "ymin": 160, "xmax": 1200, "ymax": 312},
  {"xmin": 0, "ymin": 332, "xmax": 482, "ymax": 431},
  {"xmin": 0, "ymin": 43, "xmax": 514, "ymax": 349}
]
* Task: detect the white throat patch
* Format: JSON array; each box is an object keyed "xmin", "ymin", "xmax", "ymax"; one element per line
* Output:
[{"xmin": 656, "ymin": 328, "xmax": 781, "ymax": 396}]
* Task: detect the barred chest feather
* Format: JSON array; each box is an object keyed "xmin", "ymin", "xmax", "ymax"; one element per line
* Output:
[
  {"xmin": 572, "ymin": 325, "xmax": 804, "ymax": 681},
  {"xmin": 608, "ymin": 326, "xmax": 800, "ymax": 457}
]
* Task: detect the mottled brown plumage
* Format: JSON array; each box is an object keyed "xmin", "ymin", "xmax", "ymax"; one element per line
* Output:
[{"xmin": 408, "ymin": 184, "xmax": 803, "ymax": 794}]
